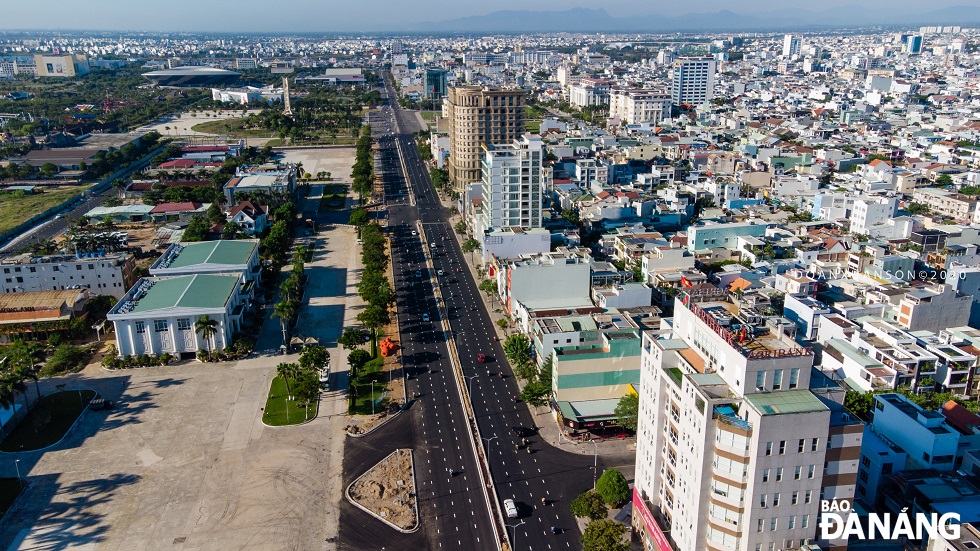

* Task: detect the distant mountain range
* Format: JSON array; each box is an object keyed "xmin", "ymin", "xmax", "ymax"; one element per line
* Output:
[{"xmin": 412, "ymin": 6, "xmax": 980, "ymax": 33}]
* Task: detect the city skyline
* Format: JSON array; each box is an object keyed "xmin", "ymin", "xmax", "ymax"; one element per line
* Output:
[{"xmin": 1, "ymin": 0, "xmax": 977, "ymax": 33}]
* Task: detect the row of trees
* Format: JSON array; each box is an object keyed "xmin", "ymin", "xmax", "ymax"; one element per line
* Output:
[
  {"xmin": 272, "ymin": 248, "xmax": 309, "ymax": 346},
  {"xmin": 0, "ymin": 341, "xmax": 44, "ymax": 436},
  {"xmin": 351, "ymin": 124, "xmax": 374, "ymax": 202},
  {"xmin": 501, "ymin": 333, "xmax": 553, "ymax": 407},
  {"xmin": 274, "ymin": 345, "xmax": 330, "ymax": 422},
  {"xmin": 355, "ymin": 223, "xmax": 393, "ymax": 349},
  {"xmin": 570, "ymin": 469, "xmax": 632, "ymax": 551}
]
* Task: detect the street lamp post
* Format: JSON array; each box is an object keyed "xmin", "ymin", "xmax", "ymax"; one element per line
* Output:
[
  {"xmin": 504, "ymin": 520, "xmax": 525, "ymax": 551},
  {"xmin": 465, "ymin": 375, "xmax": 478, "ymax": 397},
  {"xmin": 371, "ymin": 381, "xmax": 376, "ymax": 415},
  {"xmin": 14, "ymin": 459, "xmax": 22, "ymax": 488},
  {"xmin": 481, "ymin": 435, "xmax": 497, "ymax": 455},
  {"xmin": 589, "ymin": 439, "xmax": 599, "ymax": 489}
]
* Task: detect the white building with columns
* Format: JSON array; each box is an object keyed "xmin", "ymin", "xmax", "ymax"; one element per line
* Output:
[{"xmin": 107, "ymin": 274, "xmax": 247, "ymax": 358}]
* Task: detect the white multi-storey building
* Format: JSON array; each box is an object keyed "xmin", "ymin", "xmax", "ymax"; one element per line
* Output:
[
  {"xmin": 1, "ymin": 252, "xmax": 136, "ymax": 299},
  {"xmin": 633, "ymin": 291, "xmax": 863, "ymax": 551},
  {"xmin": 671, "ymin": 57, "xmax": 716, "ymax": 106},
  {"xmin": 479, "ymin": 134, "xmax": 545, "ymax": 233},
  {"xmin": 609, "ymin": 89, "xmax": 672, "ymax": 125},
  {"xmin": 568, "ymin": 78, "xmax": 613, "ymax": 108},
  {"xmin": 782, "ymin": 34, "xmax": 801, "ymax": 58},
  {"xmin": 849, "ymin": 197, "xmax": 898, "ymax": 235}
]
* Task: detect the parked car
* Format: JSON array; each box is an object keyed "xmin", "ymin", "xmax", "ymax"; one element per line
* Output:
[
  {"xmin": 476, "ymin": 353, "xmax": 487, "ymax": 363},
  {"xmin": 422, "ymin": 313, "xmax": 430, "ymax": 322}
]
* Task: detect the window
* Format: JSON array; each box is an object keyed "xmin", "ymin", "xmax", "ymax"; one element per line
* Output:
[
  {"xmin": 763, "ymin": 469, "xmax": 770, "ymax": 483},
  {"xmin": 805, "ymin": 490, "xmax": 812, "ymax": 504},
  {"xmin": 779, "ymin": 441, "xmax": 786, "ymax": 455},
  {"xmin": 811, "ymin": 438, "xmax": 819, "ymax": 452},
  {"xmin": 789, "ymin": 516, "xmax": 796, "ymax": 529},
  {"xmin": 760, "ymin": 494, "xmax": 767, "ymax": 507},
  {"xmin": 134, "ymin": 321, "xmax": 146, "ymax": 333},
  {"xmin": 802, "ymin": 515, "xmax": 809, "ymax": 528},
  {"xmin": 776, "ymin": 467, "xmax": 783, "ymax": 482},
  {"xmin": 766, "ymin": 442, "xmax": 773, "ymax": 456},
  {"xmin": 177, "ymin": 318, "xmax": 192, "ymax": 331},
  {"xmin": 860, "ymin": 470, "xmax": 869, "ymax": 483},
  {"xmin": 773, "ymin": 370, "xmax": 783, "ymax": 389},
  {"xmin": 923, "ymin": 452, "xmax": 931, "ymax": 463},
  {"xmin": 773, "ymin": 493, "xmax": 780, "ymax": 507},
  {"xmin": 792, "ymin": 491, "xmax": 799, "ymax": 505},
  {"xmin": 756, "ymin": 371, "xmax": 766, "ymax": 389},
  {"xmin": 154, "ymin": 320, "xmax": 168, "ymax": 332},
  {"xmin": 882, "ymin": 463, "xmax": 893, "ymax": 474},
  {"xmin": 757, "ymin": 519, "xmax": 764, "ymax": 533},
  {"xmin": 795, "ymin": 466, "xmax": 802, "ymax": 480},
  {"xmin": 808, "ymin": 465, "xmax": 815, "ymax": 479},
  {"xmin": 798, "ymin": 439, "xmax": 805, "ymax": 453},
  {"xmin": 76, "ymin": 265, "xmax": 82, "ymax": 271},
  {"xmin": 769, "ymin": 544, "xmax": 775, "ymax": 551},
  {"xmin": 789, "ymin": 368, "xmax": 800, "ymax": 389},
  {"xmin": 862, "ymin": 456, "xmax": 871, "ymax": 468},
  {"xmin": 770, "ymin": 517, "xmax": 778, "ymax": 530}
]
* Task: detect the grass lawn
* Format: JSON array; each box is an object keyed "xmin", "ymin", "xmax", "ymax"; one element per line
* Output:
[
  {"xmin": 348, "ymin": 357, "xmax": 387, "ymax": 415},
  {"xmin": 0, "ymin": 478, "xmax": 24, "ymax": 519},
  {"xmin": 190, "ymin": 119, "xmax": 276, "ymax": 138},
  {"xmin": 319, "ymin": 184, "xmax": 349, "ymax": 211},
  {"xmin": 526, "ymin": 120, "xmax": 542, "ymax": 133},
  {"xmin": 419, "ymin": 110, "xmax": 439, "ymax": 121},
  {"xmin": 263, "ymin": 376, "xmax": 318, "ymax": 426},
  {"xmin": 0, "ymin": 390, "xmax": 96, "ymax": 452},
  {"xmin": 0, "ymin": 187, "xmax": 92, "ymax": 235}
]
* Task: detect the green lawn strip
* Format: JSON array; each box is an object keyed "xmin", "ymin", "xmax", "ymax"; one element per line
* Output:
[
  {"xmin": 318, "ymin": 185, "xmax": 349, "ymax": 211},
  {"xmin": 526, "ymin": 121, "xmax": 542, "ymax": 133},
  {"xmin": 348, "ymin": 357, "xmax": 387, "ymax": 415},
  {"xmin": 263, "ymin": 376, "xmax": 317, "ymax": 426},
  {"xmin": 0, "ymin": 187, "xmax": 92, "ymax": 235},
  {"xmin": 0, "ymin": 390, "xmax": 96, "ymax": 452},
  {"xmin": 0, "ymin": 478, "xmax": 24, "ymax": 518}
]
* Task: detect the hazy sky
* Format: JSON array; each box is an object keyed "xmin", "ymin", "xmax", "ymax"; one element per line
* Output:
[{"xmin": 0, "ymin": 0, "xmax": 966, "ymax": 32}]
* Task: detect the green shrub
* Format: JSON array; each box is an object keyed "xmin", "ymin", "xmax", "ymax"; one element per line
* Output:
[
  {"xmin": 41, "ymin": 344, "xmax": 89, "ymax": 376},
  {"xmin": 596, "ymin": 469, "xmax": 630, "ymax": 507}
]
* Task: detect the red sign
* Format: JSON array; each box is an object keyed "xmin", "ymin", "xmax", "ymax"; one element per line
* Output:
[{"xmin": 633, "ymin": 489, "xmax": 671, "ymax": 551}]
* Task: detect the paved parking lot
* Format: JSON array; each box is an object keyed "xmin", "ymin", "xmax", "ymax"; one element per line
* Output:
[
  {"xmin": 276, "ymin": 148, "xmax": 355, "ymax": 183},
  {"xmin": 0, "ymin": 227, "xmax": 361, "ymax": 551}
]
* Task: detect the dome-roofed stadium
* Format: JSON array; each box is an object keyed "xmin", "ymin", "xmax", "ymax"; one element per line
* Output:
[{"xmin": 142, "ymin": 66, "xmax": 241, "ymax": 87}]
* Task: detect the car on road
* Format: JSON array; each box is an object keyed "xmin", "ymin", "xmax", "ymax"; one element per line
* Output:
[
  {"xmin": 422, "ymin": 313, "xmax": 430, "ymax": 322},
  {"xmin": 437, "ymin": 269, "xmax": 444, "ymax": 276},
  {"xmin": 504, "ymin": 499, "xmax": 518, "ymax": 519},
  {"xmin": 476, "ymin": 353, "xmax": 487, "ymax": 363},
  {"xmin": 411, "ymin": 230, "xmax": 417, "ymax": 236},
  {"xmin": 415, "ymin": 270, "xmax": 422, "ymax": 278}
]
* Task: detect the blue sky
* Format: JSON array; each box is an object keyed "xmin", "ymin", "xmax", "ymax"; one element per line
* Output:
[{"xmin": 0, "ymin": 0, "xmax": 968, "ymax": 32}]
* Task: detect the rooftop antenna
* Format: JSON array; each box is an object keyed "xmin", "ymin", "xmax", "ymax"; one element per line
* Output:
[{"xmin": 282, "ymin": 77, "xmax": 293, "ymax": 117}]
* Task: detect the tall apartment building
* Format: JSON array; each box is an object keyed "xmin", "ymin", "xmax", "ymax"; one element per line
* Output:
[
  {"xmin": 568, "ymin": 78, "xmax": 613, "ymax": 108},
  {"xmin": 479, "ymin": 134, "xmax": 545, "ymax": 233},
  {"xmin": 609, "ymin": 89, "xmax": 672, "ymax": 125},
  {"xmin": 671, "ymin": 57, "xmax": 716, "ymax": 106},
  {"xmin": 424, "ymin": 68, "xmax": 448, "ymax": 100},
  {"xmin": 0, "ymin": 252, "xmax": 136, "ymax": 299},
  {"xmin": 633, "ymin": 291, "xmax": 863, "ymax": 551},
  {"xmin": 234, "ymin": 58, "xmax": 258, "ymax": 70},
  {"xmin": 782, "ymin": 35, "xmax": 801, "ymax": 58},
  {"xmin": 444, "ymin": 86, "xmax": 526, "ymax": 188},
  {"xmin": 33, "ymin": 54, "xmax": 89, "ymax": 77}
]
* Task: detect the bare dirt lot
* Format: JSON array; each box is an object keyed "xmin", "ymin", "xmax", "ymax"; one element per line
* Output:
[{"xmin": 347, "ymin": 448, "xmax": 417, "ymax": 531}]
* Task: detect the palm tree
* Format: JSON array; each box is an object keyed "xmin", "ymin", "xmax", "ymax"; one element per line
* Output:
[
  {"xmin": 272, "ymin": 300, "xmax": 297, "ymax": 346},
  {"xmin": 1, "ymin": 373, "xmax": 27, "ymax": 419},
  {"xmin": 15, "ymin": 342, "xmax": 43, "ymax": 399},
  {"xmin": 276, "ymin": 362, "xmax": 300, "ymax": 401},
  {"xmin": 279, "ymin": 277, "xmax": 300, "ymax": 302},
  {"xmin": 194, "ymin": 315, "xmax": 220, "ymax": 359}
]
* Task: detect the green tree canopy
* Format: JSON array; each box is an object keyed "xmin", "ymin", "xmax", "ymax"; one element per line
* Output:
[
  {"xmin": 595, "ymin": 469, "xmax": 630, "ymax": 507},
  {"xmin": 581, "ymin": 519, "xmax": 629, "ymax": 551},
  {"xmin": 570, "ymin": 490, "xmax": 608, "ymax": 521},
  {"xmin": 338, "ymin": 327, "xmax": 369, "ymax": 350},
  {"xmin": 614, "ymin": 393, "xmax": 639, "ymax": 431}
]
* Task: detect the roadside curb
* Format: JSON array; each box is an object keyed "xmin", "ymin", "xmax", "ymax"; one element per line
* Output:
[
  {"xmin": 344, "ymin": 448, "xmax": 420, "ymax": 533},
  {"xmin": 345, "ymin": 408, "xmax": 403, "ymax": 438}
]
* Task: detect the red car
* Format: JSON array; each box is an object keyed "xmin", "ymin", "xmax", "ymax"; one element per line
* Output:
[{"xmin": 477, "ymin": 354, "xmax": 487, "ymax": 363}]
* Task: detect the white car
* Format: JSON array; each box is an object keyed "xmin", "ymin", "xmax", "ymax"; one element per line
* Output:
[
  {"xmin": 411, "ymin": 230, "xmax": 417, "ymax": 236},
  {"xmin": 437, "ymin": 269, "xmax": 444, "ymax": 276},
  {"xmin": 504, "ymin": 499, "xmax": 518, "ymax": 519}
]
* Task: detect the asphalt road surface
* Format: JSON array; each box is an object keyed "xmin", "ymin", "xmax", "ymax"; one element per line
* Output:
[
  {"xmin": 337, "ymin": 87, "xmax": 498, "ymax": 551},
  {"xmin": 378, "ymin": 76, "xmax": 601, "ymax": 551}
]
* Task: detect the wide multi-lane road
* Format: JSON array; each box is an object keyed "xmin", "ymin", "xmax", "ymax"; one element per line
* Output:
[{"xmin": 379, "ymin": 76, "xmax": 599, "ymax": 551}]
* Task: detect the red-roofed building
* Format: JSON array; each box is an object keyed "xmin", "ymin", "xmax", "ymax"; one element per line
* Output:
[
  {"xmin": 149, "ymin": 201, "xmax": 209, "ymax": 221},
  {"xmin": 225, "ymin": 201, "xmax": 269, "ymax": 235},
  {"xmin": 941, "ymin": 401, "xmax": 980, "ymax": 436}
]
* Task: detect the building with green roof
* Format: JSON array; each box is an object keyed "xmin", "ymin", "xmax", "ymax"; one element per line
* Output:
[
  {"xmin": 151, "ymin": 240, "xmax": 260, "ymax": 282},
  {"xmin": 107, "ymin": 274, "xmax": 247, "ymax": 358}
]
